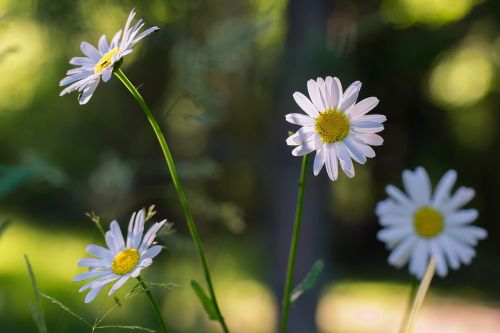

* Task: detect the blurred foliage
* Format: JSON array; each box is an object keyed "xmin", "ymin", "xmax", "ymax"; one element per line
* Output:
[{"xmin": 1, "ymin": 0, "xmax": 500, "ymax": 331}]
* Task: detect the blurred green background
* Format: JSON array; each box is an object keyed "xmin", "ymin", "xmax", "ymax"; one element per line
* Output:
[{"xmin": 1, "ymin": 0, "xmax": 500, "ymax": 332}]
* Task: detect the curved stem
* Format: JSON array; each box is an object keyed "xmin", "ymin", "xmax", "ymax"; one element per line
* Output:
[
  {"xmin": 137, "ymin": 276, "xmax": 169, "ymax": 333},
  {"xmin": 114, "ymin": 69, "xmax": 229, "ymax": 333},
  {"xmin": 280, "ymin": 154, "xmax": 309, "ymax": 333},
  {"xmin": 404, "ymin": 258, "xmax": 436, "ymax": 333}
]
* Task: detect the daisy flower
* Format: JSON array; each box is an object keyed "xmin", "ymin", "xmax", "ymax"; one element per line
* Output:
[
  {"xmin": 285, "ymin": 76, "xmax": 385, "ymax": 181},
  {"xmin": 376, "ymin": 167, "xmax": 487, "ymax": 279},
  {"xmin": 74, "ymin": 209, "xmax": 167, "ymax": 303},
  {"xmin": 59, "ymin": 9, "xmax": 159, "ymax": 104}
]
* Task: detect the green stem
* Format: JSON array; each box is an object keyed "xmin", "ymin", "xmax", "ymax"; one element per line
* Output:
[
  {"xmin": 280, "ymin": 154, "xmax": 309, "ymax": 333},
  {"xmin": 137, "ymin": 277, "xmax": 169, "ymax": 333},
  {"xmin": 114, "ymin": 69, "xmax": 229, "ymax": 333}
]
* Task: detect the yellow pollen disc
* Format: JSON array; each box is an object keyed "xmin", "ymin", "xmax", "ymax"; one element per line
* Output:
[
  {"xmin": 111, "ymin": 249, "xmax": 139, "ymax": 275},
  {"xmin": 413, "ymin": 207, "xmax": 444, "ymax": 238},
  {"xmin": 315, "ymin": 109, "xmax": 350, "ymax": 143},
  {"xmin": 94, "ymin": 47, "xmax": 119, "ymax": 74}
]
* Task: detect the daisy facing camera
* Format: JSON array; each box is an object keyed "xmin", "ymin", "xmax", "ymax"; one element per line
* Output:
[
  {"xmin": 376, "ymin": 167, "xmax": 487, "ymax": 279},
  {"xmin": 285, "ymin": 76, "xmax": 386, "ymax": 181}
]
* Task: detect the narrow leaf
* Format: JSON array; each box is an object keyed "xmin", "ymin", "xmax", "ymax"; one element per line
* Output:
[
  {"xmin": 191, "ymin": 280, "xmax": 219, "ymax": 321},
  {"xmin": 290, "ymin": 259, "xmax": 324, "ymax": 305},
  {"xmin": 96, "ymin": 325, "xmax": 156, "ymax": 332},
  {"xmin": 24, "ymin": 255, "xmax": 47, "ymax": 333},
  {"xmin": 40, "ymin": 292, "xmax": 91, "ymax": 327}
]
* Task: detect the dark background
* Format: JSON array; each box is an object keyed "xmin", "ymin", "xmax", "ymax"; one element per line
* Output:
[{"xmin": 1, "ymin": 0, "xmax": 499, "ymax": 332}]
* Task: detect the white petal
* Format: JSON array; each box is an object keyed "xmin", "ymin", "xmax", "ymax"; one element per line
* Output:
[
  {"xmin": 447, "ymin": 225, "xmax": 486, "ymax": 245},
  {"xmin": 98, "ymin": 35, "xmax": 109, "ymax": 54},
  {"xmin": 292, "ymin": 141, "xmax": 315, "ymax": 156},
  {"xmin": 73, "ymin": 269, "xmax": 109, "ymax": 282},
  {"xmin": 69, "ymin": 56, "xmax": 95, "ymax": 66},
  {"xmin": 142, "ymin": 245, "xmax": 162, "ymax": 259},
  {"xmin": 331, "ymin": 77, "xmax": 343, "ymax": 109},
  {"xmin": 313, "ymin": 146, "xmax": 325, "ymax": 176},
  {"xmin": 340, "ymin": 81, "xmax": 361, "ymax": 111},
  {"xmin": 324, "ymin": 143, "xmax": 339, "ymax": 181},
  {"xmin": 387, "ymin": 235, "xmax": 417, "ymax": 268},
  {"xmin": 126, "ymin": 211, "xmax": 138, "ymax": 248},
  {"xmin": 429, "ymin": 240, "xmax": 448, "ymax": 277},
  {"xmin": 409, "ymin": 240, "xmax": 429, "ymax": 279},
  {"xmin": 85, "ymin": 285, "xmax": 105, "ymax": 303},
  {"xmin": 286, "ymin": 127, "xmax": 315, "ymax": 146},
  {"xmin": 324, "ymin": 76, "xmax": 334, "ymax": 108},
  {"xmin": 285, "ymin": 113, "xmax": 315, "ymax": 126},
  {"xmin": 108, "ymin": 275, "xmax": 130, "ymax": 295},
  {"xmin": 355, "ymin": 133, "xmax": 384, "ymax": 146},
  {"xmin": 347, "ymin": 97, "xmax": 379, "ymax": 119},
  {"xmin": 377, "ymin": 225, "xmax": 413, "ymax": 248},
  {"xmin": 357, "ymin": 114, "xmax": 387, "ymax": 123},
  {"xmin": 78, "ymin": 78, "xmax": 100, "ymax": 105},
  {"xmin": 101, "ymin": 68, "xmax": 112, "ymax": 82},
  {"xmin": 139, "ymin": 220, "xmax": 168, "ymax": 253},
  {"xmin": 385, "ymin": 185, "xmax": 415, "ymax": 210},
  {"xmin": 334, "ymin": 142, "xmax": 355, "ymax": 178},
  {"xmin": 80, "ymin": 41, "xmax": 101, "ymax": 61},
  {"xmin": 442, "ymin": 187, "xmax": 475, "ymax": 213},
  {"xmin": 432, "ymin": 170, "xmax": 457, "ymax": 206},
  {"xmin": 77, "ymin": 258, "xmax": 110, "ymax": 268},
  {"xmin": 130, "ymin": 258, "xmax": 153, "ymax": 278},
  {"xmin": 131, "ymin": 210, "xmax": 146, "ymax": 249},
  {"xmin": 292, "ymin": 92, "xmax": 319, "ymax": 118},
  {"xmin": 445, "ymin": 209, "xmax": 478, "ymax": 226},
  {"xmin": 110, "ymin": 221, "xmax": 126, "ymax": 251},
  {"xmin": 307, "ymin": 79, "xmax": 326, "ymax": 112},
  {"xmin": 343, "ymin": 135, "xmax": 367, "ymax": 164},
  {"xmin": 86, "ymin": 245, "xmax": 114, "ymax": 261}
]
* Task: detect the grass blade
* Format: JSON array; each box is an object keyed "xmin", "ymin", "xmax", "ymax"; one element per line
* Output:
[
  {"xmin": 96, "ymin": 325, "xmax": 156, "ymax": 332},
  {"xmin": 40, "ymin": 292, "xmax": 91, "ymax": 327},
  {"xmin": 24, "ymin": 255, "xmax": 48, "ymax": 333}
]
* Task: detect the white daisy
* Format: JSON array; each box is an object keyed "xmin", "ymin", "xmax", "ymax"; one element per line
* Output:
[
  {"xmin": 376, "ymin": 167, "xmax": 487, "ymax": 279},
  {"xmin": 74, "ymin": 209, "xmax": 167, "ymax": 303},
  {"xmin": 285, "ymin": 76, "xmax": 385, "ymax": 181},
  {"xmin": 59, "ymin": 9, "xmax": 159, "ymax": 104}
]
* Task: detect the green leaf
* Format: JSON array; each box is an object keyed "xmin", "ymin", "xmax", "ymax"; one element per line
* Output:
[
  {"xmin": 24, "ymin": 255, "xmax": 47, "ymax": 333},
  {"xmin": 0, "ymin": 219, "xmax": 11, "ymax": 239},
  {"xmin": 40, "ymin": 292, "xmax": 91, "ymax": 327},
  {"xmin": 191, "ymin": 280, "xmax": 220, "ymax": 321},
  {"xmin": 290, "ymin": 259, "xmax": 324, "ymax": 305},
  {"xmin": 95, "ymin": 325, "xmax": 156, "ymax": 332}
]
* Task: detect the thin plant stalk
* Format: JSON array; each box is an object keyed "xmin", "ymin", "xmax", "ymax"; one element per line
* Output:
[
  {"xmin": 404, "ymin": 257, "xmax": 437, "ymax": 333},
  {"xmin": 280, "ymin": 154, "xmax": 310, "ymax": 333},
  {"xmin": 113, "ymin": 68, "xmax": 229, "ymax": 333},
  {"xmin": 398, "ymin": 276, "xmax": 418, "ymax": 333},
  {"xmin": 137, "ymin": 276, "xmax": 169, "ymax": 333}
]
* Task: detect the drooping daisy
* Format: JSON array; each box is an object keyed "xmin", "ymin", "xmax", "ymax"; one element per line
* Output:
[
  {"xmin": 60, "ymin": 9, "xmax": 159, "ymax": 104},
  {"xmin": 75, "ymin": 209, "xmax": 167, "ymax": 303},
  {"xmin": 286, "ymin": 77, "xmax": 385, "ymax": 181},
  {"xmin": 376, "ymin": 167, "xmax": 487, "ymax": 279}
]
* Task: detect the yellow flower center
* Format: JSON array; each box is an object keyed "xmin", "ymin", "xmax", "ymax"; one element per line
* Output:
[
  {"xmin": 315, "ymin": 109, "xmax": 350, "ymax": 143},
  {"xmin": 413, "ymin": 207, "xmax": 444, "ymax": 238},
  {"xmin": 111, "ymin": 248, "xmax": 139, "ymax": 275},
  {"xmin": 94, "ymin": 48, "xmax": 119, "ymax": 74}
]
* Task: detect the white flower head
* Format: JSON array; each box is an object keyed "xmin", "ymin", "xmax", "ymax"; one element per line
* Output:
[
  {"xmin": 376, "ymin": 167, "xmax": 487, "ymax": 279},
  {"xmin": 75, "ymin": 209, "xmax": 167, "ymax": 303},
  {"xmin": 60, "ymin": 9, "xmax": 159, "ymax": 104},
  {"xmin": 286, "ymin": 77, "xmax": 385, "ymax": 181}
]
